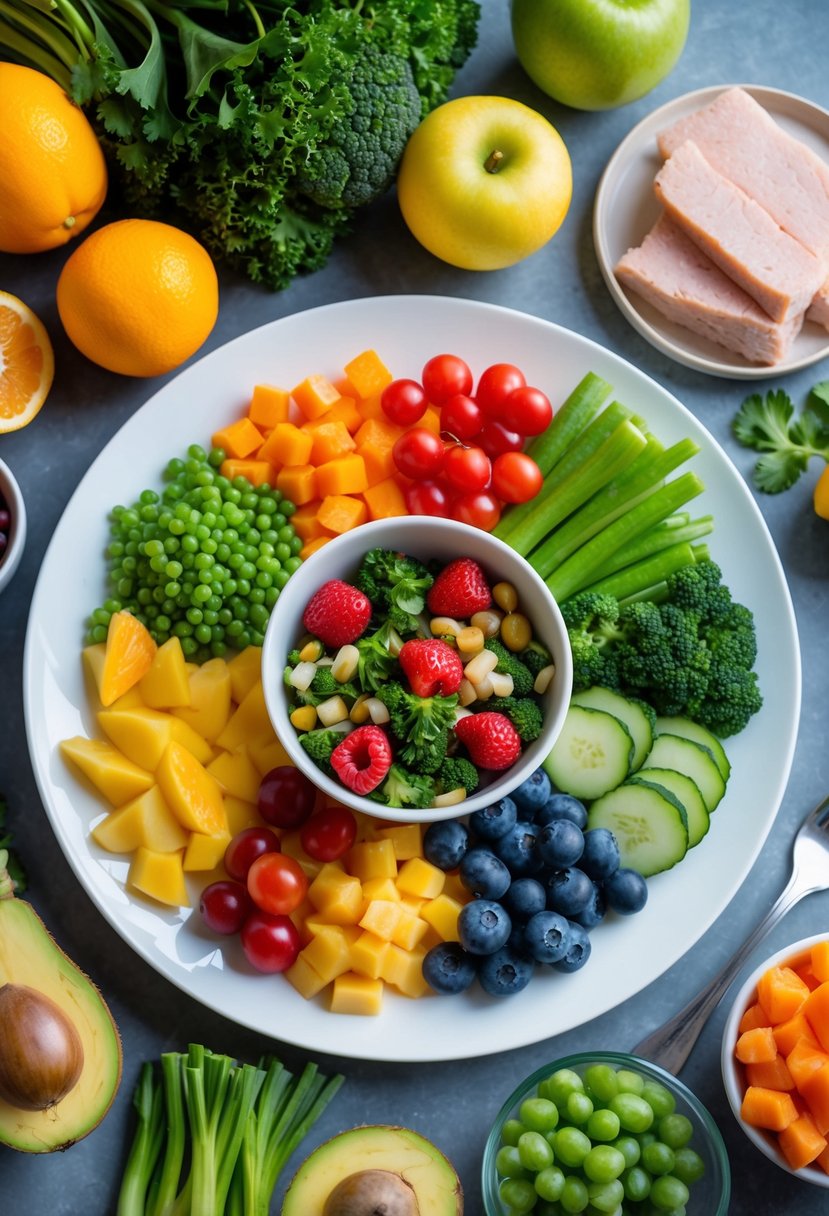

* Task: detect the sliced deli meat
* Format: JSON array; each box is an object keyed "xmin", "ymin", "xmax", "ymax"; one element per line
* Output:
[
  {"xmin": 615, "ymin": 213, "xmax": 805, "ymax": 366},
  {"xmin": 653, "ymin": 140, "xmax": 825, "ymax": 323},
  {"xmin": 807, "ymin": 283, "xmax": 829, "ymax": 333}
]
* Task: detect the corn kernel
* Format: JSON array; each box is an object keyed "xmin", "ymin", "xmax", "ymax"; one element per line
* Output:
[
  {"xmin": 463, "ymin": 648, "xmax": 498, "ymax": 685},
  {"xmin": 332, "ymin": 644, "xmax": 360, "ymax": 682},
  {"xmin": 298, "ymin": 639, "xmax": 324, "ymax": 662},
  {"xmin": 290, "ymin": 704, "xmax": 318, "ymax": 731},
  {"xmin": 349, "ymin": 693, "xmax": 371, "ymax": 723},
  {"xmin": 493, "ymin": 581, "xmax": 518, "ymax": 613},
  {"xmin": 317, "ymin": 695, "xmax": 349, "ymax": 726},
  {"xmin": 288, "ymin": 660, "xmax": 317, "ymax": 691},
  {"xmin": 431, "ymin": 787, "xmax": 468, "ymax": 807},
  {"xmin": 534, "ymin": 664, "xmax": 556, "ymax": 694}
]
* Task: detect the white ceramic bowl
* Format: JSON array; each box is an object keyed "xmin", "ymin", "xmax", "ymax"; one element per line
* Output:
[
  {"xmin": 261, "ymin": 516, "xmax": 573, "ymax": 823},
  {"xmin": 721, "ymin": 932, "xmax": 829, "ymax": 1188},
  {"xmin": 0, "ymin": 458, "xmax": 26, "ymax": 595}
]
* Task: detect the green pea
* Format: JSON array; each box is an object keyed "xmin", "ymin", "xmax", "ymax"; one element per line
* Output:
[
  {"xmin": 496, "ymin": 1145, "xmax": 527, "ymax": 1177},
  {"xmin": 610, "ymin": 1093, "xmax": 654, "ymax": 1133},
  {"xmin": 518, "ymin": 1131, "xmax": 554, "ymax": 1172},
  {"xmin": 586, "ymin": 1109, "xmax": 620, "ymax": 1142},
  {"xmin": 657, "ymin": 1113, "xmax": 693, "ymax": 1149},
  {"xmin": 650, "ymin": 1174, "xmax": 690, "ymax": 1211},
  {"xmin": 560, "ymin": 1174, "xmax": 588, "ymax": 1214},
  {"xmin": 519, "ymin": 1098, "xmax": 559, "ymax": 1134},
  {"xmin": 553, "ymin": 1126, "xmax": 591, "ymax": 1168},
  {"xmin": 534, "ymin": 1165, "xmax": 565, "ymax": 1202},
  {"xmin": 672, "ymin": 1147, "xmax": 705, "ymax": 1184},
  {"xmin": 583, "ymin": 1144, "xmax": 626, "ymax": 1183}
]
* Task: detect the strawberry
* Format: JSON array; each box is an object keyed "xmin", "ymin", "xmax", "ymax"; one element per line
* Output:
[
  {"xmin": 331, "ymin": 725, "xmax": 392, "ymax": 794},
  {"xmin": 399, "ymin": 638, "xmax": 464, "ymax": 697},
  {"xmin": 427, "ymin": 558, "xmax": 492, "ymax": 618},
  {"xmin": 454, "ymin": 712, "xmax": 522, "ymax": 771},
  {"xmin": 302, "ymin": 579, "xmax": 371, "ymax": 648}
]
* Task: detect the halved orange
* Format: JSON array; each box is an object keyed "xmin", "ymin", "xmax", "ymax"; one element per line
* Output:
[{"xmin": 0, "ymin": 290, "xmax": 55, "ymax": 432}]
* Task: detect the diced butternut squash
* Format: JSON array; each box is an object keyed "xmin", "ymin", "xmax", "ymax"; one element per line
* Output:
[
  {"xmin": 207, "ymin": 747, "xmax": 261, "ymax": 804},
  {"xmin": 138, "ymin": 637, "xmax": 191, "ymax": 709},
  {"xmin": 96, "ymin": 707, "xmax": 174, "ymax": 771},
  {"xmin": 812, "ymin": 942, "xmax": 829, "ymax": 984},
  {"xmin": 322, "ymin": 395, "xmax": 362, "ymax": 434},
  {"xmin": 346, "ymin": 839, "xmax": 398, "ymax": 882},
  {"xmin": 758, "ymin": 965, "xmax": 811, "ymax": 1024},
  {"xmin": 746, "ymin": 1055, "xmax": 796, "ymax": 1092},
  {"xmin": 736, "ymin": 1026, "xmax": 779, "ymax": 1064},
  {"xmin": 801, "ymin": 1064, "xmax": 829, "ymax": 1136},
  {"xmin": 128, "ymin": 846, "xmax": 188, "ymax": 907},
  {"xmin": 816, "ymin": 1142, "xmax": 829, "ymax": 1174},
  {"xmin": 156, "ymin": 741, "xmax": 227, "ymax": 836},
  {"xmin": 739, "ymin": 1003, "xmax": 772, "ymax": 1034},
  {"xmin": 60, "ymin": 736, "xmax": 154, "ymax": 806},
  {"xmin": 329, "ymin": 972, "xmax": 383, "ymax": 1015},
  {"xmin": 226, "ymin": 646, "xmax": 263, "ymax": 704},
  {"xmin": 362, "ymin": 477, "xmax": 407, "ymax": 520},
  {"xmin": 211, "ymin": 417, "xmax": 264, "ymax": 459},
  {"xmin": 774, "ymin": 1011, "xmax": 819, "ymax": 1057},
  {"xmin": 173, "ymin": 658, "xmax": 232, "ymax": 742},
  {"xmin": 355, "ymin": 393, "xmax": 386, "ymax": 422},
  {"xmin": 740, "ymin": 1085, "xmax": 798, "ymax": 1131},
  {"xmin": 275, "ymin": 464, "xmax": 317, "ymax": 505},
  {"xmin": 259, "ymin": 421, "xmax": 314, "ymax": 469},
  {"xmin": 343, "ymin": 350, "xmax": 392, "ymax": 400},
  {"xmin": 99, "ymin": 611, "xmax": 157, "ymax": 707},
  {"xmin": 183, "ymin": 830, "xmax": 232, "ymax": 872},
  {"xmin": 360, "ymin": 877, "xmax": 400, "ymax": 903},
  {"xmin": 317, "ymin": 493, "xmax": 367, "ymax": 534},
  {"xmin": 315, "ymin": 454, "xmax": 368, "ymax": 497},
  {"xmin": 307, "ymin": 420, "xmax": 356, "ymax": 464},
  {"xmin": 396, "ymin": 856, "xmax": 445, "ymax": 900},
  {"xmin": 300, "ymin": 536, "xmax": 332, "ymax": 560},
  {"xmin": 220, "ymin": 458, "xmax": 274, "ymax": 487},
  {"xmin": 215, "ymin": 680, "xmax": 270, "ymax": 752},
  {"xmin": 778, "ymin": 1111, "xmax": 827, "ymax": 1170},
  {"xmin": 420, "ymin": 406, "xmax": 442, "ymax": 434},
  {"xmin": 354, "ymin": 416, "xmax": 405, "ymax": 451},
  {"xmin": 92, "ymin": 784, "xmax": 189, "ymax": 854},
  {"xmin": 248, "ymin": 383, "xmax": 290, "ymax": 429},
  {"xmin": 292, "ymin": 374, "xmax": 341, "ymax": 421},
  {"xmin": 806, "ymin": 983, "xmax": 829, "ymax": 1052},
  {"xmin": 786, "ymin": 1039, "xmax": 829, "ymax": 1090},
  {"xmin": 290, "ymin": 501, "xmax": 332, "ymax": 543}
]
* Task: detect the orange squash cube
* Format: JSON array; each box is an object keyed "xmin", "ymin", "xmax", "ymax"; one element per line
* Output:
[
  {"xmin": 276, "ymin": 464, "xmax": 317, "ymax": 505},
  {"xmin": 745, "ymin": 1055, "xmax": 796, "ymax": 1092},
  {"xmin": 219, "ymin": 458, "xmax": 273, "ymax": 487},
  {"xmin": 300, "ymin": 536, "xmax": 332, "ymax": 560},
  {"xmin": 323, "ymin": 395, "xmax": 362, "ymax": 433},
  {"xmin": 212, "ymin": 416, "xmax": 264, "ymax": 459},
  {"xmin": 778, "ymin": 1110, "xmax": 827, "ymax": 1170},
  {"xmin": 317, "ymin": 494, "xmax": 367, "ymax": 534},
  {"xmin": 289, "ymin": 501, "xmax": 331, "ymax": 543},
  {"xmin": 315, "ymin": 454, "xmax": 368, "ymax": 497},
  {"xmin": 343, "ymin": 350, "xmax": 393, "ymax": 399},
  {"xmin": 773, "ymin": 1010, "xmax": 820, "ymax": 1056},
  {"xmin": 740, "ymin": 1085, "xmax": 798, "ymax": 1131},
  {"xmin": 739, "ymin": 1003, "xmax": 772, "ymax": 1034},
  {"xmin": 363, "ymin": 477, "xmax": 407, "ymax": 520},
  {"xmin": 812, "ymin": 942, "xmax": 829, "ymax": 984},
  {"xmin": 292, "ymin": 374, "xmax": 340, "ymax": 420},
  {"xmin": 786, "ymin": 1039, "xmax": 829, "ymax": 1089},
  {"xmin": 248, "ymin": 383, "xmax": 290, "ymax": 429},
  {"xmin": 259, "ymin": 421, "xmax": 313, "ymax": 469},
  {"xmin": 758, "ymin": 965, "xmax": 811, "ymax": 1024},
  {"xmin": 307, "ymin": 420, "xmax": 356, "ymax": 465},
  {"xmin": 806, "ymin": 982, "xmax": 829, "ymax": 1052},
  {"xmin": 736, "ymin": 1026, "xmax": 778, "ymax": 1064}
]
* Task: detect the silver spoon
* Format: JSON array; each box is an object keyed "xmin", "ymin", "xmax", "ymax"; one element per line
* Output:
[{"xmin": 632, "ymin": 792, "xmax": 829, "ymax": 1074}]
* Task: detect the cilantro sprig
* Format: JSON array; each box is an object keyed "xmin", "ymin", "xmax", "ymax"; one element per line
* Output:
[{"xmin": 732, "ymin": 382, "xmax": 829, "ymax": 493}]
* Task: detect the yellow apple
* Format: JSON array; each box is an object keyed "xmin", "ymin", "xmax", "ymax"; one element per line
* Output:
[{"xmin": 396, "ymin": 95, "xmax": 572, "ymax": 271}]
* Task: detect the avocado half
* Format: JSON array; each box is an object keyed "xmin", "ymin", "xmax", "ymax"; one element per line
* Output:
[
  {"xmin": 282, "ymin": 1124, "xmax": 463, "ymax": 1215},
  {"xmin": 0, "ymin": 873, "xmax": 122, "ymax": 1152}
]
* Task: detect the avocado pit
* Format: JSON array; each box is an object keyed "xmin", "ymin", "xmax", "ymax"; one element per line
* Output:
[
  {"xmin": 0, "ymin": 982, "xmax": 84, "ymax": 1111},
  {"xmin": 323, "ymin": 1168, "xmax": 420, "ymax": 1215}
]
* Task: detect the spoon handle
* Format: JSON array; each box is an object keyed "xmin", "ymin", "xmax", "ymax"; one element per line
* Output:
[{"xmin": 632, "ymin": 870, "xmax": 805, "ymax": 1074}]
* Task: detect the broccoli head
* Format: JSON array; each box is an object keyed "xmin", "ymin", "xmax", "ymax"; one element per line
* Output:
[
  {"xmin": 298, "ymin": 728, "xmax": 342, "ymax": 774},
  {"xmin": 356, "ymin": 619, "xmax": 400, "ymax": 692},
  {"xmin": 560, "ymin": 592, "xmax": 624, "ymax": 691},
  {"xmin": 520, "ymin": 639, "xmax": 552, "ymax": 678},
  {"xmin": 290, "ymin": 665, "xmax": 358, "ymax": 706},
  {"xmin": 484, "ymin": 639, "xmax": 534, "ymax": 696},
  {"xmin": 488, "ymin": 696, "xmax": 544, "ymax": 742},
  {"xmin": 355, "ymin": 548, "xmax": 434, "ymax": 634},
  {"xmin": 299, "ymin": 50, "xmax": 421, "ymax": 210},
  {"xmin": 688, "ymin": 669, "xmax": 763, "ymax": 738},
  {"xmin": 376, "ymin": 681, "xmax": 457, "ymax": 773},
  {"xmin": 371, "ymin": 763, "xmax": 436, "ymax": 809},
  {"xmin": 436, "ymin": 756, "xmax": 479, "ymax": 796}
]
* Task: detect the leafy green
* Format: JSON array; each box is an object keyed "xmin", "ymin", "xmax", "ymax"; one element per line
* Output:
[{"xmin": 732, "ymin": 384, "xmax": 829, "ymax": 493}]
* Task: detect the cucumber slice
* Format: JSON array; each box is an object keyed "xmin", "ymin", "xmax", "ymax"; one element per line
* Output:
[
  {"xmin": 587, "ymin": 776, "xmax": 689, "ymax": 877},
  {"xmin": 571, "ymin": 686, "xmax": 654, "ymax": 771},
  {"xmin": 640, "ymin": 733, "xmax": 726, "ymax": 813},
  {"xmin": 635, "ymin": 766, "xmax": 710, "ymax": 849},
  {"xmin": 655, "ymin": 715, "xmax": 731, "ymax": 782},
  {"xmin": 543, "ymin": 705, "xmax": 633, "ymax": 801}
]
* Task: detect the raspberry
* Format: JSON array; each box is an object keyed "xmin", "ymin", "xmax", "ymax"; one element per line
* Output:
[
  {"xmin": 427, "ymin": 558, "xmax": 492, "ymax": 618},
  {"xmin": 302, "ymin": 579, "xmax": 371, "ymax": 648},
  {"xmin": 398, "ymin": 638, "xmax": 464, "ymax": 697},
  {"xmin": 454, "ymin": 712, "xmax": 522, "ymax": 771},
  {"xmin": 331, "ymin": 725, "xmax": 393, "ymax": 795}
]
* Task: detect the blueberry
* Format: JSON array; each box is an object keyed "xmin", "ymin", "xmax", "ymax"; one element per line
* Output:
[
  {"xmin": 458, "ymin": 899, "xmax": 512, "ymax": 955},
  {"xmin": 552, "ymin": 921, "xmax": 592, "ymax": 973},
  {"xmin": 604, "ymin": 867, "xmax": 649, "ymax": 915},
  {"xmin": 507, "ymin": 921, "xmax": 534, "ymax": 959},
  {"xmin": 511, "ymin": 768, "xmax": 552, "ymax": 817},
  {"xmin": 459, "ymin": 848, "xmax": 511, "ymax": 900},
  {"xmin": 502, "ymin": 877, "xmax": 547, "ymax": 920},
  {"xmin": 525, "ymin": 910, "xmax": 571, "ymax": 965},
  {"xmin": 536, "ymin": 818, "xmax": 585, "ymax": 869},
  {"xmin": 535, "ymin": 793, "xmax": 588, "ymax": 830},
  {"xmin": 469, "ymin": 796, "xmax": 518, "ymax": 842},
  {"xmin": 573, "ymin": 881, "xmax": 607, "ymax": 931},
  {"xmin": 581, "ymin": 828, "xmax": 621, "ymax": 880},
  {"xmin": 423, "ymin": 819, "xmax": 469, "ymax": 870},
  {"xmin": 546, "ymin": 867, "xmax": 594, "ymax": 916},
  {"xmin": 494, "ymin": 820, "xmax": 542, "ymax": 876},
  {"xmin": 478, "ymin": 946, "xmax": 535, "ymax": 997},
  {"xmin": 422, "ymin": 942, "xmax": 478, "ymax": 995}
]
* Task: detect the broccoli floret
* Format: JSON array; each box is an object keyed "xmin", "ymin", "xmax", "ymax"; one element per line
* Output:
[
  {"xmin": 355, "ymin": 548, "xmax": 434, "ymax": 634},
  {"xmin": 299, "ymin": 49, "xmax": 421, "ymax": 210},
  {"xmin": 298, "ymin": 728, "xmax": 342, "ymax": 775},
  {"xmin": 355, "ymin": 619, "xmax": 400, "ymax": 692},
  {"xmin": 488, "ymin": 696, "xmax": 544, "ymax": 742},
  {"xmin": 376, "ymin": 681, "xmax": 457, "ymax": 773},
  {"xmin": 520, "ymin": 639, "xmax": 552, "ymax": 678},
  {"xmin": 690, "ymin": 669, "xmax": 764, "ymax": 738},
  {"xmin": 436, "ymin": 756, "xmax": 479, "ymax": 796},
  {"xmin": 371, "ymin": 763, "xmax": 436, "ymax": 809},
  {"xmin": 560, "ymin": 592, "xmax": 625, "ymax": 691},
  {"xmin": 484, "ymin": 639, "xmax": 534, "ymax": 697},
  {"xmin": 287, "ymin": 648, "xmax": 303, "ymax": 666},
  {"xmin": 291, "ymin": 666, "xmax": 358, "ymax": 706}
]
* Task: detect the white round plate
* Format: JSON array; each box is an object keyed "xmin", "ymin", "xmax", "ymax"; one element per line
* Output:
[
  {"xmin": 24, "ymin": 295, "xmax": 801, "ymax": 1062},
  {"xmin": 594, "ymin": 84, "xmax": 829, "ymax": 379}
]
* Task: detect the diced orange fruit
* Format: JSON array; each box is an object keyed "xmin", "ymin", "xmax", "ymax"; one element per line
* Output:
[{"xmin": 99, "ymin": 611, "xmax": 157, "ymax": 707}]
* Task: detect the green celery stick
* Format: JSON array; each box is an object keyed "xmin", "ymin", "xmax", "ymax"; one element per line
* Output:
[
  {"xmin": 585, "ymin": 515, "xmax": 714, "ymax": 585},
  {"xmin": 524, "ymin": 370, "xmax": 613, "ymax": 475},
  {"xmin": 117, "ymin": 1062, "xmax": 165, "ymax": 1216},
  {"xmin": 579, "ymin": 542, "xmax": 698, "ymax": 601}
]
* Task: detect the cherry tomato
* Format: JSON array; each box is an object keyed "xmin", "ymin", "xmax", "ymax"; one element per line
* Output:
[
  {"xmin": 301, "ymin": 805, "xmax": 358, "ymax": 862},
  {"xmin": 224, "ymin": 827, "xmax": 279, "ymax": 882},
  {"xmin": 506, "ymin": 385, "xmax": 554, "ymax": 436},
  {"xmin": 451, "ymin": 490, "xmax": 502, "ymax": 532},
  {"xmin": 443, "ymin": 444, "xmax": 491, "ymax": 494},
  {"xmin": 381, "ymin": 378, "xmax": 427, "ymax": 426},
  {"xmin": 492, "ymin": 451, "xmax": 544, "ymax": 504},
  {"xmin": 478, "ymin": 420, "xmax": 524, "ymax": 457},
  {"xmin": 247, "ymin": 852, "xmax": 308, "ymax": 916},
  {"xmin": 440, "ymin": 393, "xmax": 483, "ymax": 441},
  {"xmin": 199, "ymin": 880, "xmax": 251, "ymax": 935},
  {"xmin": 257, "ymin": 765, "xmax": 316, "ymax": 829},
  {"xmin": 421, "ymin": 354, "xmax": 473, "ymax": 405},
  {"xmin": 404, "ymin": 479, "xmax": 452, "ymax": 517},
  {"xmin": 475, "ymin": 363, "xmax": 526, "ymax": 418},
  {"xmin": 393, "ymin": 427, "xmax": 446, "ymax": 480},
  {"xmin": 240, "ymin": 910, "xmax": 301, "ymax": 973}
]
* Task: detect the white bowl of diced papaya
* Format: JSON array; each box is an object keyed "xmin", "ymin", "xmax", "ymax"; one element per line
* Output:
[
  {"xmin": 261, "ymin": 516, "xmax": 573, "ymax": 823},
  {"xmin": 722, "ymin": 933, "xmax": 829, "ymax": 1187}
]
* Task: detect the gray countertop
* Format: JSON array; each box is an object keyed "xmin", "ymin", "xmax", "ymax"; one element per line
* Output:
[{"xmin": 1, "ymin": 1, "xmax": 828, "ymax": 1211}]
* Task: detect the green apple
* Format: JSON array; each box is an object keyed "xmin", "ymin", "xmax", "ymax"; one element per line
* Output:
[
  {"xmin": 511, "ymin": 0, "xmax": 690, "ymax": 111},
  {"xmin": 396, "ymin": 96, "xmax": 572, "ymax": 272}
]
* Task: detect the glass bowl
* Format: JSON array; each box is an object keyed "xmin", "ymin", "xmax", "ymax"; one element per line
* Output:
[
  {"xmin": 482, "ymin": 1050, "xmax": 730, "ymax": 1215},
  {"xmin": 0, "ymin": 458, "xmax": 26, "ymax": 595}
]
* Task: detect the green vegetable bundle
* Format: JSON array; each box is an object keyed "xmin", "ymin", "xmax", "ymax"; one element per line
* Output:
[{"xmin": 0, "ymin": 0, "xmax": 479, "ymax": 288}]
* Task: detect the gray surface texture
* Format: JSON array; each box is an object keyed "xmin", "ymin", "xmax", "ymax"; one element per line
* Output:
[{"xmin": 1, "ymin": 1, "xmax": 828, "ymax": 1211}]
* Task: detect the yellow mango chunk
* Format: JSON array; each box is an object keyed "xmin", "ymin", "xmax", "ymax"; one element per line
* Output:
[
  {"xmin": 381, "ymin": 944, "xmax": 431, "ymax": 999},
  {"xmin": 285, "ymin": 954, "xmax": 329, "ymax": 1000},
  {"xmin": 376, "ymin": 822, "xmax": 423, "ymax": 861},
  {"xmin": 108, "ymin": 687, "xmax": 146, "ymax": 711},
  {"xmin": 346, "ymin": 838, "xmax": 397, "ymax": 882},
  {"xmin": 173, "ymin": 658, "xmax": 232, "ymax": 741},
  {"xmin": 359, "ymin": 899, "xmax": 402, "ymax": 942},
  {"xmin": 183, "ymin": 830, "xmax": 231, "ymax": 872},
  {"xmin": 156, "ymin": 741, "xmax": 227, "ymax": 836},
  {"xmin": 329, "ymin": 972, "xmax": 383, "ymax": 1016},
  {"xmin": 91, "ymin": 785, "xmax": 189, "ymax": 854},
  {"xmin": 390, "ymin": 906, "xmax": 429, "ymax": 951},
  {"xmin": 307, "ymin": 865, "xmax": 363, "ymax": 924},
  {"xmin": 206, "ymin": 747, "xmax": 261, "ymax": 804},
  {"xmin": 138, "ymin": 637, "xmax": 191, "ymax": 709},
  {"xmin": 247, "ymin": 733, "xmax": 293, "ymax": 777},
  {"xmin": 96, "ymin": 707, "xmax": 174, "ymax": 771},
  {"xmin": 226, "ymin": 646, "xmax": 263, "ymax": 703},
  {"xmin": 360, "ymin": 877, "xmax": 400, "ymax": 903},
  {"xmin": 100, "ymin": 611, "xmax": 158, "ymax": 707},
  {"xmin": 301, "ymin": 926, "xmax": 355, "ymax": 984},
  {"xmin": 128, "ymin": 846, "xmax": 189, "ymax": 907},
  {"xmin": 169, "ymin": 717, "xmax": 214, "ymax": 765},
  {"xmin": 290, "ymin": 897, "xmax": 319, "ymax": 945},
  {"xmin": 396, "ymin": 856, "xmax": 445, "ymax": 900},
  {"xmin": 350, "ymin": 930, "xmax": 391, "ymax": 980},
  {"xmin": 81, "ymin": 642, "xmax": 108, "ymax": 701},
  {"xmin": 216, "ymin": 679, "xmax": 271, "ymax": 752},
  {"xmin": 60, "ymin": 736, "xmax": 154, "ymax": 807},
  {"xmin": 421, "ymin": 893, "xmax": 463, "ymax": 943},
  {"xmin": 223, "ymin": 795, "xmax": 262, "ymax": 837},
  {"xmin": 442, "ymin": 870, "xmax": 468, "ymax": 903}
]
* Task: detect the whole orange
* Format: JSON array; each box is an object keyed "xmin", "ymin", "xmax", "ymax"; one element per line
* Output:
[
  {"xmin": 56, "ymin": 220, "xmax": 220, "ymax": 378},
  {"xmin": 0, "ymin": 63, "xmax": 108, "ymax": 254}
]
